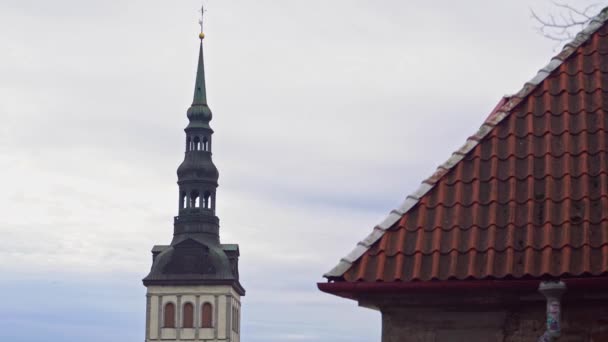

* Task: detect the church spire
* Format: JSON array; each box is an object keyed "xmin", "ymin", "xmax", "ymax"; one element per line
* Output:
[
  {"xmin": 192, "ymin": 38, "xmax": 207, "ymax": 105},
  {"xmin": 175, "ymin": 6, "xmax": 220, "ymax": 244},
  {"xmin": 186, "ymin": 6, "xmax": 212, "ymax": 120},
  {"xmin": 193, "ymin": 9, "xmax": 207, "ymax": 106},
  {"xmin": 143, "ymin": 10, "xmax": 245, "ymax": 333}
]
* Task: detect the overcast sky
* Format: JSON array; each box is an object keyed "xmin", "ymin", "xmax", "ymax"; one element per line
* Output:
[{"xmin": 0, "ymin": 0, "xmax": 600, "ymax": 341}]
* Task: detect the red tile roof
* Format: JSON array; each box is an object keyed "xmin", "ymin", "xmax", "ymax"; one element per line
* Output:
[{"xmin": 324, "ymin": 10, "xmax": 608, "ymax": 284}]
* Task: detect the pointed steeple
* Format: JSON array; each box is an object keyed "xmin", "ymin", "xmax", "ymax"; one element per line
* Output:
[
  {"xmin": 186, "ymin": 17, "xmax": 212, "ymax": 121},
  {"xmin": 143, "ymin": 6, "xmax": 245, "ymax": 317},
  {"xmin": 193, "ymin": 37, "xmax": 207, "ymax": 105},
  {"xmin": 176, "ymin": 30, "xmax": 220, "ymax": 243}
]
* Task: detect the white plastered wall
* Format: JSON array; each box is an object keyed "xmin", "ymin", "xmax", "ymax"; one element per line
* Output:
[
  {"xmin": 230, "ymin": 295, "xmax": 241, "ymax": 342},
  {"xmin": 145, "ymin": 285, "xmax": 241, "ymax": 342}
]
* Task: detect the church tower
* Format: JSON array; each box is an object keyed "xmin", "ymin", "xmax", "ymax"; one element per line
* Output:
[{"xmin": 143, "ymin": 12, "xmax": 244, "ymax": 342}]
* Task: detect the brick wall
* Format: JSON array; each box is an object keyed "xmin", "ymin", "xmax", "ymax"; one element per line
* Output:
[{"xmin": 372, "ymin": 293, "xmax": 608, "ymax": 342}]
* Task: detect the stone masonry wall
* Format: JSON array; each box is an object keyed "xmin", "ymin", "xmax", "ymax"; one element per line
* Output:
[{"xmin": 376, "ymin": 293, "xmax": 608, "ymax": 342}]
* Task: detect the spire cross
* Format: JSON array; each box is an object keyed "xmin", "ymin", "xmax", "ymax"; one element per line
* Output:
[{"xmin": 198, "ymin": 5, "xmax": 206, "ymax": 37}]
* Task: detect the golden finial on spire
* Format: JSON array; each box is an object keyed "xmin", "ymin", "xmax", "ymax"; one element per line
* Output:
[{"xmin": 198, "ymin": 4, "xmax": 206, "ymax": 40}]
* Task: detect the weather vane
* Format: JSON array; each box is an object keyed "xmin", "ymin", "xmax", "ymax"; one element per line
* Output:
[{"xmin": 198, "ymin": 4, "xmax": 206, "ymax": 40}]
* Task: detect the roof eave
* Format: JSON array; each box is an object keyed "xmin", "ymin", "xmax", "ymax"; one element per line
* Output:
[
  {"xmin": 318, "ymin": 276, "xmax": 608, "ymax": 300},
  {"xmin": 143, "ymin": 278, "xmax": 246, "ymax": 296}
]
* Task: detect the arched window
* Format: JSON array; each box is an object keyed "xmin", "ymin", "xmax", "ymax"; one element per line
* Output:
[
  {"xmin": 201, "ymin": 302, "xmax": 213, "ymax": 328},
  {"xmin": 163, "ymin": 303, "xmax": 175, "ymax": 328},
  {"xmin": 182, "ymin": 303, "xmax": 194, "ymax": 328},
  {"xmin": 203, "ymin": 191, "xmax": 212, "ymax": 209},
  {"xmin": 180, "ymin": 191, "xmax": 186, "ymax": 209},
  {"xmin": 194, "ymin": 136, "xmax": 201, "ymax": 151},
  {"xmin": 202, "ymin": 136, "xmax": 209, "ymax": 151},
  {"xmin": 186, "ymin": 136, "xmax": 192, "ymax": 152},
  {"xmin": 190, "ymin": 190, "xmax": 200, "ymax": 208}
]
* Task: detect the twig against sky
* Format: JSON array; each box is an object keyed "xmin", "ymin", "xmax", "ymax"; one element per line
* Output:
[{"xmin": 530, "ymin": 1, "xmax": 600, "ymax": 45}]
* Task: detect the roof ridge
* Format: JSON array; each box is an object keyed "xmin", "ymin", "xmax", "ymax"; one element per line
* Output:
[{"xmin": 323, "ymin": 8, "xmax": 608, "ymax": 279}]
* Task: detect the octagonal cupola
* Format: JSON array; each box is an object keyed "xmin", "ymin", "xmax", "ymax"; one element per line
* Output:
[{"xmin": 176, "ymin": 33, "xmax": 220, "ymax": 228}]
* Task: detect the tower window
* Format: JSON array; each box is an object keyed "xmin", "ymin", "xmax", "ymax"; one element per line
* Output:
[
  {"xmin": 203, "ymin": 191, "xmax": 212, "ymax": 209},
  {"xmin": 186, "ymin": 136, "xmax": 192, "ymax": 152},
  {"xmin": 202, "ymin": 136, "xmax": 209, "ymax": 151},
  {"xmin": 182, "ymin": 303, "xmax": 194, "ymax": 328},
  {"xmin": 190, "ymin": 190, "xmax": 200, "ymax": 208},
  {"xmin": 163, "ymin": 303, "xmax": 176, "ymax": 328},
  {"xmin": 201, "ymin": 302, "xmax": 213, "ymax": 328},
  {"xmin": 180, "ymin": 191, "xmax": 187, "ymax": 209},
  {"xmin": 194, "ymin": 136, "xmax": 201, "ymax": 151}
]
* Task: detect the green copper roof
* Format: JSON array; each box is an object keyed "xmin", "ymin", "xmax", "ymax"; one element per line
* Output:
[
  {"xmin": 186, "ymin": 39, "xmax": 213, "ymax": 120},
  {"xmin": 193, "ymin": 40, "xmax": 207, "ymax": 105}
]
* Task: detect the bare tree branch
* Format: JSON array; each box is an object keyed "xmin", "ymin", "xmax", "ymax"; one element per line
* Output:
[
  {"xmin": 530, "ymin": 2, "xmax": 601, "ymax": 47},
  {"xmin": 551, "ymin": 1, "xmax": 596, "ymax": 19}
]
